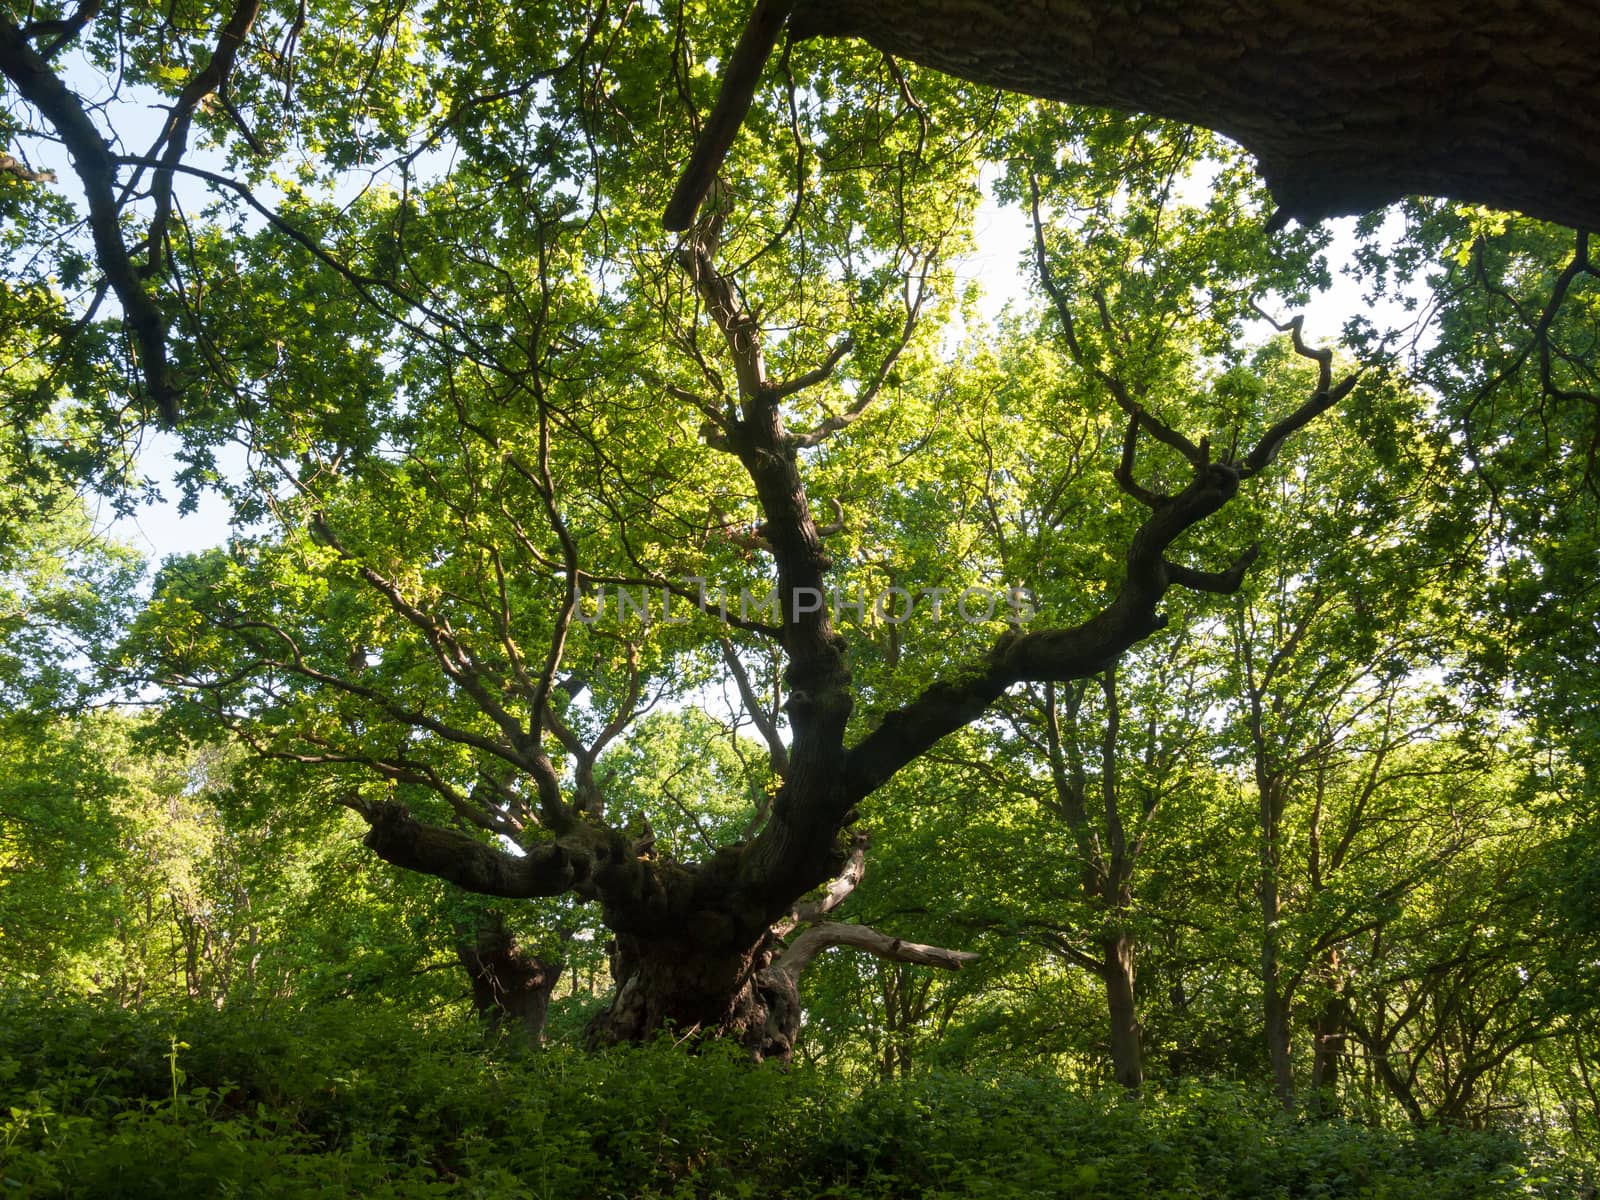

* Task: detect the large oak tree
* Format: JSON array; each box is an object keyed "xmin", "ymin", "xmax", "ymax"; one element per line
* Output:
[{"xmin": 6, "ymin": 0, "xmax": 1590, "ymax": 1068}]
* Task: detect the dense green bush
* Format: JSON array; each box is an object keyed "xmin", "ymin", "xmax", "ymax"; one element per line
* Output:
[{"xmin": 0, "ymin": 997, "xmax": 1585, "ymax": 1198}]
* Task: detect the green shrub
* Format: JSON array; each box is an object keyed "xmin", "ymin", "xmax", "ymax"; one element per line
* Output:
[{"xmin": 0, "ymin": 996, "xmax": 1585, "ymax": 1199}]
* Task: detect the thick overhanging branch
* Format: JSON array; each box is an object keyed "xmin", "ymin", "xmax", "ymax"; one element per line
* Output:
[
  {"xmin": 1166, "ymin": 546, "xmax": 1261, "ymax": 594},
  {"xmin": 353, "ymin": 800, "xmax": 590, "ymax": 899},
  {"xmin": 843, "ymin": 291, "xmax": 1347, "ymax": 804},
  {"xmin": 841, "ymin": 457, "xmax": 1248, "ymax": 802},
  {"xmin": 663, "ymin": 0, "xmax": 797, "ymax": 231},
  {"xmin": 670, "ymin": 0, "xmax": 1600, "ymax": 232}
]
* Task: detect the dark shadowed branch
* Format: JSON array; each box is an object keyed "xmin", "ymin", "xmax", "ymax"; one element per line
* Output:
[
  {"xmin": 663, "ymin": 0, "xmax": 796, "ymax": 231},
  {"xmin": 0, "ymin": 17, "xmax": 179, "ymax": 422}
]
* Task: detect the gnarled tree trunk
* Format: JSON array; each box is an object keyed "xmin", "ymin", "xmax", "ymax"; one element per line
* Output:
[
  {"xmin": 586, "ymin": 929, "xmax": 793, "ymax": 1058},
  {"xmin": 583, "ymin": 858, "xmax": 980, "ymax": 1063},
  {"xmin": 353, "ymin": 139, "xmax": 1351, "ymax": 1062}
]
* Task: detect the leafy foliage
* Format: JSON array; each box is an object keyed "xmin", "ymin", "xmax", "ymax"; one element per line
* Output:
[{"xmin": 0, "ymin": 999, "xmax": 1573, "ymax": 1199}]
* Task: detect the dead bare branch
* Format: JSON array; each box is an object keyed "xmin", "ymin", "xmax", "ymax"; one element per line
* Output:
[{"xmin": 767, "ymin": 921, "xmax": 979, "ymax": 984}]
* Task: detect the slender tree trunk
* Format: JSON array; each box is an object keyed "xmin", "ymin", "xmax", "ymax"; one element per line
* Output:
[
  {"xmin": 1103, "ymin": 930, "xmax": 1143, "ymax": 1090},
  {"xmin": 1364, "ymin": 1035, "xmax": 1428, "ymax": 1124},
  {"xmin": 1308, "ymin": 950, "xmax": 1347, "ymax": 1116},
  {"xmin": 455, "ymin": 911, "xmax": 563, "ymax": 1047},
  {"xmin": 874, "ymin": 968, "xmax": 918, "ymax": 1081},
  {"xmin": 1309, "ymin": 1004, "xmax": 1344, "ymax": 1112},
  {"xmin": 1261, "ymin": 891, "xmax": 1295, "ymax": 1106},
  {"xmin": 581, "ymin": 913, "xmax": 978, "ymax": 1063},
  {"xmin": 1259, "ymin": 829, "xmax": 1295, "ymax": 1104},
  {"xmin": 1166, "ymin": 967, "xmax": 1191, "ymax": 1077},
  {"xmin": 1255, "ymin": 759, "xmax": 1295, "ymax": 1107}
]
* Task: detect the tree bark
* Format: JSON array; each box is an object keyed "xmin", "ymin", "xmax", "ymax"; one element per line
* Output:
[
  {"xmin": 1263, "ymin": 955, "xmax": 1296, "ymax": 1107},
  {"xmin": 674, "ymin": 0, "xmax": 1600, "ymax": 231},
  {"xmin": 766, "ymin": 921, "xmax": 981, "ymax": 981},
  {"xmin": 1259, "ymin": 851, "xmax": 1298, "ymax": 1108},
  {"xmin": 1255, "ymin": 765, "xmax": 1294, "ymax": 1105},
  {"xmin": 584, "ymin": 919, "xmax": 980, "ymax": 1063},
  {"xmin": 586, "ymin": 931, "xmax": 798, "ymax": 1059},
  {"xmin": 795, "ymin": 0, "xmax": 1600, "ymax": 230}
]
